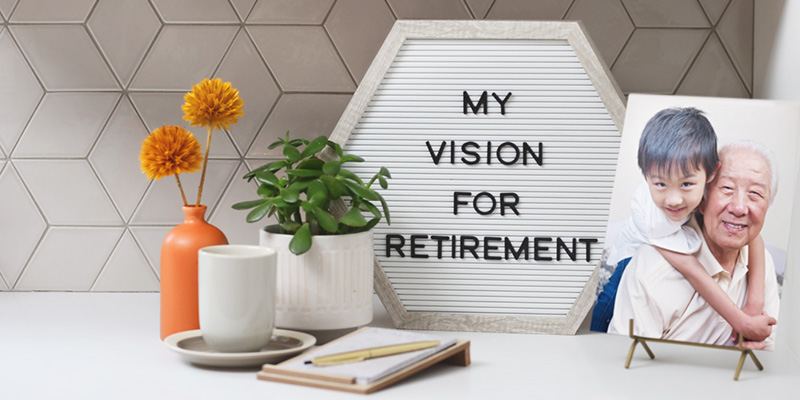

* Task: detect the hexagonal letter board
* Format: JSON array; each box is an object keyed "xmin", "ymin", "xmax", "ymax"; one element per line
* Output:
[{"xmin": 331, "ymin": 21, "xmax": 626, "ymax": 334}]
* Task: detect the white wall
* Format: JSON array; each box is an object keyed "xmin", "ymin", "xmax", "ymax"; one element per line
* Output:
[{"xmin": 755, "ymin": 0, "xmax": 800, "ymax": 360}]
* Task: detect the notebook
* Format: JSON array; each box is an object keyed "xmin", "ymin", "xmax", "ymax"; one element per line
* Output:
[{"xmin": 277, "ymin": 327, "xmax": 457, "ymax": 384}]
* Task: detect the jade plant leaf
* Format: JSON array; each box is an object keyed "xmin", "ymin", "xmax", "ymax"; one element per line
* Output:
[
  {"xmin": 340, "ymin": 207, "xmax": 368, "ymax": 227},
  {"xmin": 232, "ymin": 199, "xmax": 265, "ymax": 210},
  {"xmin": 301, "ymin": 136, "xmax": 328, "ymax": 159},
  {"xmin": 341, "ymin": 154, "xmax": 364, "ymax": 163},
  {"xmin": 338, "ymin": 169, "xmax": 363, "ymax": 184},
  {"xmin": 342, "ymin": 179, "xmax": 379, "ymax": 201},
  {"xmin": 313, "ymin": 207, "xmax": 338, "ymax": 233},
  {"xmin": 321, "ymin": 175, "xmax": 347, "ymax": 198},
  {"xmin": 287, "ymin": 169, "xmax": 323, "ymax": 178},
  {"xmin": 358, "ymin": 199, "xmax": 382, "ymax": 219},
  {"xmin": 289, "ymin": 223, "xmax": 312, "ymax": 254},
  {"xmin": 280, "ymin": 189, "xmax": 299, "ymax": 203},
  {"xmin": 376, "ymin": 193, "xmax": 391, "ymax": 225},
  {"xmin": 283, "ymin": 143, "xmax": 301, "ymax": 162},
  {"xmin": 323, "ymin": 160, "xmax": 341, "ymax": 175},
  {"xmin": 255, "ymin": 170, "xmax": 279, "ymax": 187},
  {"xmin": 246, "ymin": 201, "xmax": 272, "ymax": 223},
  {"xmin": 297, "ymin": 157, "xmax": 324, "ymax": 171},
  {"xmin": 327, "ymin": 140, "xmax": 344, "ymax": 157}
]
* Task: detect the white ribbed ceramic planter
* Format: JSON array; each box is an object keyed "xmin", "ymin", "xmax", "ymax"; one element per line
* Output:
[{"xmin": 259, "ymin": 228, "xmax": 373, "ymax": 330}]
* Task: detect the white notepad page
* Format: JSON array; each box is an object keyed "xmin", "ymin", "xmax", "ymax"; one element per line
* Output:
[{"xmin": 280, "ymin": 327, "xmax": 457, "ymax": 384}]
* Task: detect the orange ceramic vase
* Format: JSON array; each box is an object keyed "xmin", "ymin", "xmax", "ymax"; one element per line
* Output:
[{"xmin": 160, "ymin": 205, "xmax": 228, "ymax": 339}]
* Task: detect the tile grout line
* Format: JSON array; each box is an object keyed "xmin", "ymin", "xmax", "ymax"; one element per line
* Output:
[
  {"xmin": 83, "ymin": 3, "xmax": 126, "ymax": 90},
  {"xmin": 695, "ymin": 0, "xmax": 751, "ymax": 96},
  {"xmin": 624, "ymin": 26, "xmax": 717, "ymax": 30},
  {"xmin": 84, "ymin": 0, "xmax": 99, "ymax": 24},
  {"xmin": 210, "ymin": 24, "xmax": 240, "ymax": 79},
  {"xmin": 561, "ymin": 0, "xmax": 578, "ymax": 20},
  {"xmin": 208, "ymin": 159, "xmax": 244, "ymax": 221},
  {"xmin": 8, "ymin": 161, "xmax": 50, "ymax": 290},
  {"xmin": 0, "ymin": 265, "xmax": 10, "ymax": 291},
  {"xmin": 10, "ymin": 227, "xmax": 47, "ymax": 291},
  {"xmin": 146, "ymin": 0, "xmax": 165, "ymax": 24},
  {"xmin": 242, "ymin": 92, "xmax": 280, "ymax": 157},
  {"xmin": 240, "ymin": 25, "xmax": 289, "ymax": 156},
  {"xmin": 483, "ymin": 0, "xmax": 498, "ymax": 19},
  {"xmin": 86, "ymin": 139, "xmax": 129, "ymax": 225},
  {"xmin": 461, "ymin": 0, "xmax": 476, "ymax": 19},
  {"xmin": 7, "ymin": 0, "xmax": 19, "ymax": 21},
  {"xmin": 123, "ymin": 95, "xmax": 157, "ymax": 225},
  {"xmin": 321, "ymin": 21, "xmax": 358, "ymax": 89},
  {"xmin": 243, "ymin": 26, "xmax": 285, "ymax": 93},
  {"xmin": 4, "ymin": 27, "xmax": 47, "ymax": 157},
  {"xmin": 7, "ymin": 161, "xmax": 50, "ymax": 226},
  {"xmin": 208, "ymin": 24, "xmax": 247, "ymax": 160},
  {"xmin": 243, "ymin": 0, "xmax": 259, "ymax": 22},
  {"xmin": 610, "ymin": 0, "xmax": 637, "ymax": 71},
  {"xmin": 0, "ymin": 21, "xmax": 89, "ymax": 25},
  {"xmin": 225, "ymin": 0, "xmax": 244, "ymax": 23},
  {"xmin": 85, "ymin": 92, "xmax": 123, "ymax": 158},
  {"xmin": 127, "ymin": 3, "xmax": 165, "ymax": 90},
  {"xmin": 206, "ymin": 159, "xmax": 243, "ymax": 219},
  {"xmin": 0, "ymin": 161, "xmax": 8, "ymax": 290},
  {"xmin": 711, "ymin": 0, "xmax": 752, "ymax": 96},
  {"xmin": 382, "ymin": 0, "xmax": 398, "ymax": 20},
  {"xmin": 695, "ymin": 0, "xmax": 715, "ymax": 26},
  {"xmin": 128, "ymin": 227, "xmax": 162, "ymax": 281},
  {"xmin": 87, "ymin": 227, "xmax": 126, "ymax": 291},
  {"xmin": 322, "ymin": 0, "xmax": 336, "ymax": 24},
  {"xmin": 671, "ymin": 28, "xmax": 713, "ymax": 95},
  {"xmin": 281, "ymin": 90, "xmax": 354, "ymax": 95},
  {"xmin": 83, "ymin": 92, "xmax": 127, "ymax": 224}
]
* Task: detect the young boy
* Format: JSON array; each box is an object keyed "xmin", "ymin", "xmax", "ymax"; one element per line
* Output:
[{"xmin": 593, "ymin": 107, "xmax": 773, "ymax": 342}]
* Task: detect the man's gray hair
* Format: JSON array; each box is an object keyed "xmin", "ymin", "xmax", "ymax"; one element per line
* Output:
[{"xmin": 719, "ymin": 140, "xmax": 779, "ymax": 204}]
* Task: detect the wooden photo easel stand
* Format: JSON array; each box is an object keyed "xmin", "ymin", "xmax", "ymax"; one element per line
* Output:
[{"xmin": 624, "ymin": 319, "xmax": 764, "ymax": 381}]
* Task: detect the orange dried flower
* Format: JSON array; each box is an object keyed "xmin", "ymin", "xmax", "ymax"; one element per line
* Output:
[
  {"xmin": 182, "ymin": 78, "xmax": 244, "ymax": 130},
  {"xmin": 139, "ymin": 125, "xmax": 202, "ymax": 180}
]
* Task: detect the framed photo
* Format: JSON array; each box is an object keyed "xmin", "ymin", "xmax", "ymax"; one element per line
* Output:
[{"xmin": 595, "ymin": 94, "xmax": 800, "ymax": 350}]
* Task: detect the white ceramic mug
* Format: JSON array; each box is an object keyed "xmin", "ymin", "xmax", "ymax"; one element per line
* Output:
[{"xmin": 198, "ymin": 245, "xmax": 277, "ymax": 352}]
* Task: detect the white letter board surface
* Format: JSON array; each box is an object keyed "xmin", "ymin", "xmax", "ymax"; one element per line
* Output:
[{"xmin": 331, "ymin": 21, "xmax": 626, "ymax": 334}]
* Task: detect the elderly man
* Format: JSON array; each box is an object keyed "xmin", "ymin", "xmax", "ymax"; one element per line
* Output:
[{"xmin": 609, "ymin": 142, "xmax": 781, "ymax": 349}]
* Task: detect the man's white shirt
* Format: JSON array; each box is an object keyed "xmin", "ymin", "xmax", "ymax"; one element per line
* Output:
[{"xmin": 608, "ymin": 220, "xmax": 780, "ymax": 349}]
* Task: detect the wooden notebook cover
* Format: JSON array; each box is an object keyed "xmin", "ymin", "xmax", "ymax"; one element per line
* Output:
[{"xmin": 257, "ymin": 328, "xmax": 471, "ymax": 394}]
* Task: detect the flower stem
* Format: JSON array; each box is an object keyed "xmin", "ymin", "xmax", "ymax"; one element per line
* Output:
[
  {"xmin": 174, "ymin": 174, "xmax": 188, "ymax": 206},
  {"xmin": 196, "ymin": 126, "xmax": 213, "ymax": 206}
]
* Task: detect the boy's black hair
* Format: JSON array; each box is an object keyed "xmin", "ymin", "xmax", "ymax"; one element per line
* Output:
[{"xmin": 637, "ymin": 107, "xmax": 719, "ymax": 178}]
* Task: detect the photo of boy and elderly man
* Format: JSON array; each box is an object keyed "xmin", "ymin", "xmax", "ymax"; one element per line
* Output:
[{"xmin": 592, "ymin": 106, "xmax": 782, "ymax": 350}]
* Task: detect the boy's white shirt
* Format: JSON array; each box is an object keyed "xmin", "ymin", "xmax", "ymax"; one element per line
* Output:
[{"xmin": 606, "ymin": 183, "xmax": 703, "ymax": 267}]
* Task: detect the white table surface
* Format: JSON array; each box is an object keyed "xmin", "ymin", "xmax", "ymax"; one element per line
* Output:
[{"xmin": 1, "ymin": 292, "xmax": 798, "ymax": 399}]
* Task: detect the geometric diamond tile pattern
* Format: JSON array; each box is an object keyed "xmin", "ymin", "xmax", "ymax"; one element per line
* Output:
[{"xmin": 0, "ymin": 0, "xmax": 754, "ymax": 291}]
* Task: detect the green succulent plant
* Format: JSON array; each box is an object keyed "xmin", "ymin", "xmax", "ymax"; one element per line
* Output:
[{"xmin": 233, "ymin": 133, "xmax": 391, "ymax": 255}]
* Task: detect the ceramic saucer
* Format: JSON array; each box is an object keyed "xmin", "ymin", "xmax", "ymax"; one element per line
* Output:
[{"xmin": 164, "ymin": 329, "xmax": 316, "ymax": 368}]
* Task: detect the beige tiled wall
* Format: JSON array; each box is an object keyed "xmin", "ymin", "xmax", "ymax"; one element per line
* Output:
[{"xmin": 0, "ymin": 0, "xmax": 754, "ymax": 292}]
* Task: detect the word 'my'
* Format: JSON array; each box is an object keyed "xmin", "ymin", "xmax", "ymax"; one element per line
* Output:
[{"xmin": 463, "ymin": 91, "xmax": 512, "ymax": 115}]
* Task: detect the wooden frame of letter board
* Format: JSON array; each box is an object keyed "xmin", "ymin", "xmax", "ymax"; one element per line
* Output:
[
  {"xmin": 257, "ymin": 328, "xmax": 471, "ymax": 394},
  {"xmin": 328, "ymin": 20, "xmax": 626, "ymax": 334}
]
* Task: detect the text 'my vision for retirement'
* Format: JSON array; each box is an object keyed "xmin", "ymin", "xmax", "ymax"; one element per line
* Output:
[{"xmin": 384, "ymin": 91, "xmax": 599, "ymax": 263}]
